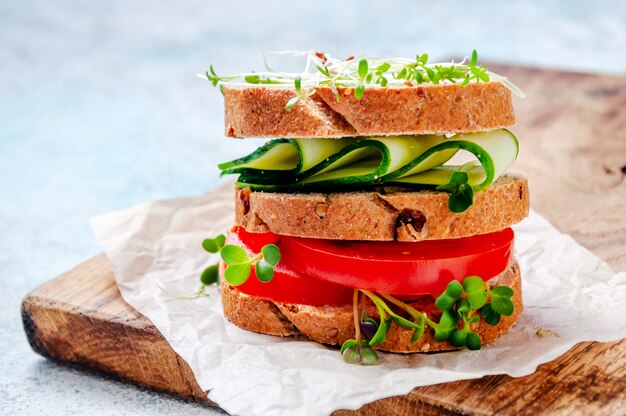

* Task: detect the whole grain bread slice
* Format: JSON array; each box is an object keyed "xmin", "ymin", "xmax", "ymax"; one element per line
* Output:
[
  {"xmin": 223, "ymin": 81, "xmax": 515, "ymax": 138},
  {"xmin": 220, "ymin": 259, "xmax": 522, "ymax": 353},
  {"xmin": 235, "ymin": 174, "xmax": 529, "ymax": 241}
]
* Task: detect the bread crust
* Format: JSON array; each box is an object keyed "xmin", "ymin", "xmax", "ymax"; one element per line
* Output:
[
  {"xmin": 220, "ymin": 260, "xmax": 523, "ymax": 353},
  {"xmin": 235, "ymin": 174, "xmax": 529, "ymax": 241},
  {"xmin": 223, "ymin": 82, "xmax": 515, "ymax": 138}
]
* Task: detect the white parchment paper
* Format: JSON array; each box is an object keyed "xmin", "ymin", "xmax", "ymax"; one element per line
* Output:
[{"xmin": 91, "ymin": 192, "xmax": 626, "ymax": 416}]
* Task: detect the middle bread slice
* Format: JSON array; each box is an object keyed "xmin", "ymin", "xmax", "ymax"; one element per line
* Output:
[{"xmin": 235, "ymin": 174, "xmax": 529, "ymax": 242}]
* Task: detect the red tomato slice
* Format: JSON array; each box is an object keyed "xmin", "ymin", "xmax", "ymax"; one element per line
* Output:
[
  {"xmin": 279, "ymin": 228, "xmax": 514, "ymax": 296},
  {"xmin": 225, "ymin": 230, "xmax": 353, "ymax": 306}
]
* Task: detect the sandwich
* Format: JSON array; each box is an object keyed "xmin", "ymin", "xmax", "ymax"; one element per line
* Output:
[{"xmin": 199, "ymin": 50, "xmax": 529, "ymax": 364}]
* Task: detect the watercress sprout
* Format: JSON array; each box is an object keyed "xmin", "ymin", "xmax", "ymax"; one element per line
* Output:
[
  {"xmin": 203, "ymin": 50, "xmax": 525, "ymax": 108},
  {"xmin": 341, "ymin": 290, "xmax": 381, "ymax": 365},
  {"xmin": 354, "ymin": 58, "xmax": 368, "ymax": 99},
  {"xmin": 340, "ymin": 275, "xmax": 515, "ymax": 364},
  {"xmin": 436, "ymin": 171, "xmax": 475, "ymax": 213},
  {"xmin": 199, "ymin": 234, "xmax": 281, "ymax": 287}
]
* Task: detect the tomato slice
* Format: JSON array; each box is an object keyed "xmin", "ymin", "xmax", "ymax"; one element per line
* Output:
[
  {"xmin": 279, "ymin": 228, "xmax": 514, "ymax": 296},
  {"xmin": 225, "ymin": 230, "xmax": 353, "ymax": 306},
  {"xmin": 226, "ymin": 227, "xmax": 513, "ymax": 305}
]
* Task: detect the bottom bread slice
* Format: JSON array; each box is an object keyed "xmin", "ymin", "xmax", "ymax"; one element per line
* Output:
[{"xmin": 220, "ymin": 259, "xmax": 523, "ymax": 353}]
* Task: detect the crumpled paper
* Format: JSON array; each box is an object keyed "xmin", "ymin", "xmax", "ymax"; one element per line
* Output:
[{"xmin": 91, "ymin": 188, "xmax": 626, "ymax": 416}]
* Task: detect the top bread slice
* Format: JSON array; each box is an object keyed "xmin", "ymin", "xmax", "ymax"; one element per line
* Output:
[{"xmin": 223, "ymin": 81, "xmax": 515, "ymax": 138}]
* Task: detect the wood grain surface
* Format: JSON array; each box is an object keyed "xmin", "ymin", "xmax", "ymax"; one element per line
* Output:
[{"xmin": 22, "ymin": 65, "xmax": 626, "ymax": 415}]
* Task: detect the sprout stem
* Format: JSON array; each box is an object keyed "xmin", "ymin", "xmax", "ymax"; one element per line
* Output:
[
  {"xmin": 379, "ymin": 293, "xmax": 438, "ymax": 328},
  {"xmin": 352, "ymin": 289, "xmax": 361, "ymax": 352}
]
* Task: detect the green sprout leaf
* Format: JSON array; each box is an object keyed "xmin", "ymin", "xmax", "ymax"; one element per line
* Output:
[
  {"xmin": 200, "ymin": 263, "xmax": 219, "ymax": 285},
  {"xmin": 457, "ymin": 298, "xmax": 471, "ymax": 315},
  {"xmin": 466, "ymin": 331, "xmax": 481, "ymax": 350},
  {"xmin": 410, "ymin": 314, "xmax": 425, "ymax": 343},
  {"xmin": 450, "ymin": 329, "xmax": 481, "ymax": 350},
  {"xmin": 489, "ymin": 286, "xmax": 515, "ymax": 316},
  {"xmin": 369, "ymin": 317, "xmax": 390, "ymax": 346},
  {"xmin": 285, "ymin": 96, "xmax": 300, "ymax": 110},
  {"xmin": 206, "ymin": 65, "xmax": 220, "ymax": 86},
  {"xmin": 340, "ymin": 339, "xmax": 358, "ymax": 355},
  {"xmin": 425, "ymin": 67, "xmax": 435, "ymax": 81},
  {"xmin": 434, "ymin": 309, "xmax": 457, "ymax": 341},
  {"xmin": 463, "ymin": 276, "xmax": 488, "ymax": 310},
  {"xmin": 390, "ymin": 314, "xmax": 419, "ymax": 330},
  {"xmin": 477, "ymin": 68, "xmax": 490, "ymax": 82},
  {"xmin": 245, "ymin": 74, "xmax": 261, "ymax": 84},
  {"xmin": 358, "ymin": 59, "xmax": 368, "ymax": 80},
  {"xmin": 223, "ymin": 263, "xmax": 251, "ymax": 286},
  {"xmin": 342, "ymin": 344, "xmax": 379, "ymax": 365},
  {"xmin": 446, "ymin": 280, "xmax": 464, "ymax": 298},
  {"xmin": 202, "ymin": 234, "xmax": 226, "ymax": 253},
  {"xmin": 435, "ymin": 280, "xmax": 463, "ymax": 310},
  {"xmin": 341, "ymin": 346, "xmax": 361, "ymax": 364},
  {"xmin": 375, "ymin": 62, "xmax": 391, "ymax": 73},
  {"xmin": 294, "ymin": 75, "xmax": 302, "ymax": 94},
  {"xmin": 220, "ymin": 245, "xmax": 249, "ymax": 265},
  {"xmin": 354, "ymin": 83, "xmax": 365, "ymax": 99},
  {"xmin": 436, "ymin": 171, "xmax": 475, "ymax": 213},
  {"xmin": 449, "ymin": 183, "xmax": 475, "ymax": 213},
  {"xmin": 470, "ymin": 49, "xmax": 478, "ymax": 67},
  {"xmin": 261, "ymin": 244, "xmax": 281, "ymax": 266},
  {"xmin": 199, "ymin": 233, "xmax": 228, "ymax": 287},
  {"xmin": 316, "ymin": 65, "xmax": 331, "ymax": 77},
  {"xmin": 450, "ymin": 329, "xmax": 468, "ymax": 347},
  {"xmin": 481, "ymin": 303, "xmax": 501, "ymax": 325},
  {"xmin": 255, "ymin": 259, "xmax": 274, "ymax": 282},
  {"xmin": 434, "ymin": 293, "xmax": 456, "ymax": 311}
]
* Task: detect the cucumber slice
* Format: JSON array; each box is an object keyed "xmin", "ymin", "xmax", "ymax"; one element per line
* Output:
[
  {"xmin": 219, "ymin": 137, "xmax": 356, "ymax": 176},
  {"xmin": 294, "ymin": 138, "xmax": 356, "ymax": 172},
  {"xmin": 299, "ymin": 136, "xmax": 449, "ymax": 186},
  {"xmin": 384, "ymin": 129, "xmax": 519, "ymax": 191},
  {"xmin": 224, "ymin": 129, "xmax": 519, "ymax": 203},
  {"xmin": 218, "ymin": 139, "xmax": 299, "ymax": 174},
  {"xmin": 456, "ymin": 129, "xmax": 519, "ymax": 189},
  {"xmin": 392, "ymin": 164, "xmax": 486, "ymax": 186},
  {"xmin": 391, "ymin": 130, "xmax": 518, "ymax": 191},
  {"xmin": 240, "ymin": 140, "xmax": 390, "ymax": 188},
  {"xmin": 233, "ymin": 135, "xmax": 452, "ymax": 186}
]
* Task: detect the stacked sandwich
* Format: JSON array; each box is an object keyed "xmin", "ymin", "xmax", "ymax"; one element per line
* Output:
[{"xmin": 201, "ymin": 51, "xmax": 529, "ymax": 364}]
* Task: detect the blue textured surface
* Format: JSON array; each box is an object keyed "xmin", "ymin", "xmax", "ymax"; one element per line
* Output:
[{"xmin": 1, "ymin": 1, "xmax": 624, "ymax": 414}]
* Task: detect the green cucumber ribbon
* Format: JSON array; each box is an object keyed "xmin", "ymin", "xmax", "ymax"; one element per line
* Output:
[{"xmin": 218, "ymin": 129, "xmax": 519, "ymax": 213}]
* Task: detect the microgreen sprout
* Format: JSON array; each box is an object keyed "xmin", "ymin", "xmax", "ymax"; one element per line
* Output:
[
  {"xmin": 354, "ymin": 59, "xmax": 368, "ymax": 99},
  {"xmin": 199, "ymin": 234, "xmax": 281, "ymax": 287},
  {"xmin": 198, "ymin": 234, "xmax": 226, "ymax": 289},
  {"xmin": 341, "ymin": 290, "xmax": 380, "ymax": 365},
  {"xmin": 202, "ymin": 50, "xmax": 525, "ymax": 108},
  {"xmin": 285, "ymin": 76, "xmax": 315, "ymax": 110},
  {"xmin": 340, "ymin": 276, "xmax": 515, "ymax": 364},
  {"xmin": 432, "ymin": 276, "xmax": 515, "ymax": 350},
  {"xmin": 436, "ymin": 163, "xmax": 479, "ymax": 213}
]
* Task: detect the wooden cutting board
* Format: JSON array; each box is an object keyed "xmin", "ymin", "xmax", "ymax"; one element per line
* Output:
[{"xmin": 22, "ymin": 64, "xmax": 626, "ymax": 415}]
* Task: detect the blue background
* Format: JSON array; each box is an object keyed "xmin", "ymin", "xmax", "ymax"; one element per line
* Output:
[{"xmin": 1, "ymin": 1, "xmax": 624, "ymax": 414}]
